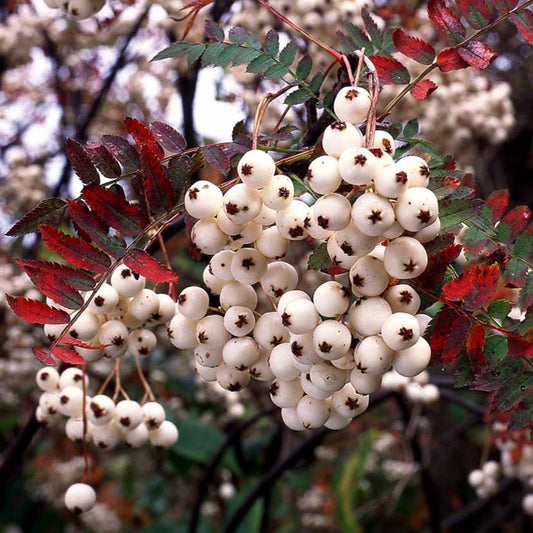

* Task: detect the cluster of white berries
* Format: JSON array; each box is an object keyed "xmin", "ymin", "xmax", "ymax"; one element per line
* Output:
[
  {"xmin": 42, "ymin": 0, "xmax": 106, "ymax": 20},
  {"xmin": 467, "ymin": 460, "xmax": 501, "ymax": 499},
  {"xmin": 381, "ymin": 369, "xmax": 440, "ymax": 405},
  {"xmin": 180, "ymin": 86, "xmax": 439, "ymax": 431},
  {"xmin": 35, "ymin": 365, "xmax": 178, "ymax": 513}
]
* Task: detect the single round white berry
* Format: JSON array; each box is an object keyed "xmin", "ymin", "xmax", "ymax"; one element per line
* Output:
[
  {"xmin": 195, "ymin": 361, "xmax": 218, "ymax": 382},
  {"xmin": 260, "ymin": 261, "xmax": 298, "ymax": 298},
  {"xmin": 522, "ymin": 494, "xmax": 533, "ymax": 515},
  {"xmin": 203, "ymin": 266, "xmax": 228, "ymax": 295},
  {"xmin": 324, "ymin": 406, "xmax": 352, "ymax": 430},
  {"xmin": 177, "ymin": 286, "xmax": 209, "ymax": 320},
  {"xmin": 384, "ymin": 284, "xmax": 421, "ymax": 314},
  {"xmin": 216, "ymin": 208, "xmax": 246, "ymax": 236},
  {"xmin": 350, "ymin": 255, "xmax": 390, "ymax": 297},
  {"xmin": 64, "ymin": 483, "xmax": 96, "ymax": 514},
  {"xmin": 290, "ymin": 333, "xmax": 322, "ymax": 365},
  {"xmin": 351, "ymin": 193, "xmax": 395, "ymax": 237},
  {"xmin": 128, "ymin": 289, "xmax": 159, "ymax": 322},
  {"xmin": 368, "ymin": 147, "xmax": 394, "ymax": 168},
  {"xmin": 269, "ymin": 343, "xmax": 300, "ymax": 381},
  {"xmin": 87, "ymin": 395, "xmax": 115, "ymax": 426},
  {"xmin": 35, "ymin": 405, "xmax": 60, "ymax": 428},
  {"xmin": 397, "ymin": 156, "xmax": 430, "ymax": 188},
  {"xmin": 374, "ymin": 164, "xmax": 410, "ymax": 199},
  {"xmin": 396, "ymin": 187, "xmax": 439, "ymax": 232},
  {"xmin": 124, "ymin": 423, "xmax": 150, "ymax": 448},
  {"xmin": 393, "ymin": 337, "xmax": 431, "ymax": 377},
  {"xmin": 269, "ymin": 379, "xmax": 303, "ymax": 408},
  {"xmin": 65, "ymin": 417, "xmax": 92, "ymax": 442},
  {"xmin": 355, "ymin": 335, "xmax": 395, "ymax": 375},
  {"xmin": 310, "ymin": 362, "xmax": 347, "ymax": 393},
  {"xmin": 196, "ymin": 314, "xmax": 231, "ymax": 350},
  {"xmin": 227, "ymin": 222, "xmax": 262, "ymax": 250},
  {"xmin": 194, "ymin": 344, "xmax": 223, "ymax": 368},
  {"xmin": 300, "ymin": 371, "xmax": 330, "ymax": 400},
  {"xmin": 92, "ymin": 422, "xmax": 122, "ymax": 449},
  {"xmin": 121, "ymin": 308, "xmax": 144, "ymax": 330},
  {"xmin": 220, "ymin": 281, "xmax": 258, "ymax": 310},
  {"xmin": 306, "ymin": 205, "xmax": 333, "ymax": 241},
  {"xmin": 332, "ymin": 383, "xmax": 369, "ymax": 418},
  {"xmin": 334, "ymin": 86, "xmax": 371, "ymax": 124},
  {"xmin": 405, "ymin": 382, "xmax": 425, "ymax": 403},
  {"xmin": 142, "ymin": 402, "xmax": 166, "ymax": 430},
  {"xmin": 277, "ymin": 290, "xmax": 311, "ymax": 316},
  {"xmin": 230, "ymin": 248, "xmax": 268, "ymax": 285},
  {"xmin": 111, "ymin": 265, "xmax": 145, "ymax": 298},
  {"xmin": 253, "ymin": 204, "xmax": 277, "ymax": 226},
  {"xmin": 281, "ymin": 407, "xmax": 305, "ymax": 431},
  {"xmin": 322, "ymin": 121, "xmax": 363, "ymax": 157},
  {"xmin": 261, "ymin": 174, "xmax": 294, "ymax": 210},
  {"xmin": 59, "ymin": 386, "xmax": 84, "ymax": 417},
  {"xmin": 313, "ymin": 281, "xmax": 350, "ymax": 318},
  {"xmin": 253, "ymin": 311, "xmax": 289, "ymax": 349},
  {"xmin": 333, "ymin": 221, "xmax": 379, "ymax": 259},
  {"xmin": 216, "ymin": 364, "xmax": 251, "ymax": 391},
  {"xmin": 383, "ymin": 237, "xmax": 428, "ymax": 279},
  {"xmin": 348, "ymin": 297, "xmax": 392, "ymax": 337},
  {"xmin": 192, "ymin": 218, "xmax": 228, "ymax": 255},
  {"xmin": 185, "ymin": 180, "xmax": 223, "ymax": 219},
  {"xmin": 127, "ymin": 329, "xmax": 157, "ymax": 357},
  {"xmin": 168, "ymin": 313, "xmax": 198, "ymax": 349},
  {"xmin": 153, "ymin": 293, "xmax": 176, "ymax": 324},
  {"xmin": 276, "ymin": 200, "xmax": 310, "ymax": 241},
  {"xmin": 372, "ymin": 130, "xmax": 395, "ymax": 157},
  {"xmin": 59, "ymin": 367, "xmax": 88, "ymax": 390},
  {"xmin": 382, "ymin": 221, "xmax": 405, "ymax": 240},
  {"xmin": 69, "ymin": 310, "xmax": 100, "ymax": 342},
  {"xmin": 39, "ymin": 391, "xmax": 62, "ymax": 416},
  {"xmin": 338, "ymin": 147, "xmax": 378, "ymax": 186},
  {"xmin": 98, "ymin": 319, "xmax": 129, "ymax": 358},
  {"xmin": 381, "ymin": 312, "xmax": 420, "ymax": 351},
  {"xmin": 350, "ymin": 367, "xmax": 382, "ymax": 394},
  {"xmin": 412, "ymin": 371, "xmax": 430, "ymax": 386},
  {"xmin": 422, "ymin": 384, "xmax": 440, "ymax": 404},
  {"xmin": 36, "ymin": 367, "xmax": 60, "ymax": 392},
  {"xmin": 306, "ymin": 156, "xmax": 342, "ymax": 195},
  {"xmin": 223, "ymin": 184, "xmax": 263, "ymax": 224},
  {"xmin": 381, "ymin": 370, "xmax": 410, "ymax": 391},
  {"xmin": 249, "ymin": 349, "xmax": 275, "ymax": 381},
  {"xmin": 280, "ymin": 298, "xmax": 320, "ymax": 334},
  {"xmin": 149, "ymin": 420, "xmax": 179, "ymax": 448},
  {"xmin": 44, "ymin": 323, "xmax": 66, "ymax": 343},
  {"xmin": 223, "ymin": 306, "xmax": 256, "ymax": 337},
  {"xmin": 209, "ymin": 250, "xmax": 235, "ymax": 281},
  {"xmin": 88, "ymin": 283, "xmax": 119, "ymax": 315},
  {"xmin": 312, "ymin": 320, "xmax": 352, "ymax": 360},
  {"xmin": 296, "ymin": 395, "xmax": 330, "ymax": 429},
  {"xmin": 414, "ymin": 217, "xmax": 441, "ymax": 244},
  {"xmin": 331, "ymin": 352, "xmax": 356, "ymax": 370},
  {"xmin": 255, "ymin": 226, "xmax": 289, "ymax": 259},
  {"xmin": 115, "ymin": 400, "xmax": 143, "ymax": 431},
  {"xmin": 312, "ymin": 193, "xmax": 351, "ymax": 232},
  {"xmin": 237, "ymin": 150, "xmax": 276, "ymax": 188}
]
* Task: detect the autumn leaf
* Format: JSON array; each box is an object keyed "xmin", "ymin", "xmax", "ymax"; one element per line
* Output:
[
  {"xmin": 392, "ymin": 28, "xmax": 436, "ymax": 64},
  {"xmin": 368, "ymin": 55, "xmax": 410, "ymax": 85},
  {"xmin": 428, "ymin": 0, "xmax": 466, "ymax": 45},
  {"xmin": 33, "ymin": 347, "xmax": 56, "ymax": 366},
  {"xmin": 436, "ymin": 48, "xmax": 468, "ymax": 72},
  {"xmin": 125, "ymin": 116, "xmax": 164, "ymax": 159},
  {"xmin": 123, "ymin": 248, "xmax": 179, "ymax": 283},
  {"xmin": 6, "ymin": 295, "xmax": 70, "ymax": 325},
  {"xmin": 466, "ymin": 324, "xmax": 487, "ymax": 367},
  {"xmin": 51, "ymin": 346, "xmax": 86, "ymax": 365},
  {"xmin": 441, "ymin": 314, "xmax": 472, "ymax": 364},
  {"xmin": 458, "ymin": 41, "xmax": 498, "ymax": 69},
  {"xmin": 411, "ymin": 79, "xmax": 438, "ymax": 100}
]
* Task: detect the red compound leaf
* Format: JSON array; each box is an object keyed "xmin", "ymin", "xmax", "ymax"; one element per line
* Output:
[
  {"xmin": 441, "ymin": 314, "xmax": 472, "ymax": 364},
  {"xmin": 436, "ymin": 47, "xmax": 468, "ymax": 72},
  {"xmin": 430, "ymin": 307, "xmax": 461, "ymax": 359},
  {"xmin": 418, "ymin": 243, "xmax": 463, "ymax": 290},
  {"xmin": 368, "ymin": 55, "xmax": 410, "ymax": 85},
  {"xmin": 411, "ymin": 79, "xmax": 438, "ymax": 100},
  {"xmin": 428, "ymin": 0, "xmax": 466, "ymax": 45},
  {"xmin": 51, "ymin": 346, "xmax": 86, "ymax": 365},
  {"xmin": 33, "ymin": 347, "xmax": 56, "ymax": 366},
  {"xmin": 123, "ymin": 248, "xmax": 179, "ymax": 283},
  {"xmin": 466, "ymin": 323, "xmax": 488, "ymax": 367},
  {"xmin": 507, "ymin": 336, "xmax": 533, "ymax": 358},
  {"xmin": 458, "ymin": 41, "xmax": 498, "ymax": 69},
  {"xmin": 140, "ymin": 146, "xmax": 175, "ymax": 215},
  {"xmin": 486, "ymin": 189, "xmax": 510, "ymax": 223},
  {"xmin": 456, "ymin": 0, "xmax": 495, "ymax": 29},
  {"xmin": 150, "ymin": 121, "xmax": 186, "ymax": 153},
  {"xmin": 6, "ymin": 295, "xmax": 70, "ymax": 325},
  {"xmin": 17, "ymin": 260, "xmax": 95, "ymax": 291},
  {"xmin": 125, "ymin": 116, "xmax": 164, "ymax": 159},
  {"xmin": 65, "ymin": 138, "xmax": 100, "ymax": 185},
  {"xmin": 392, "ymin": 28, "xmax": 436, "ymax": 64},
  {"xmin": 511, "ymin": 9, "xmax": 533, "ymax": 45}
]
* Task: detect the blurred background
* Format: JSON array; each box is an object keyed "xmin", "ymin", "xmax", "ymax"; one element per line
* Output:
[{"xmin": 1, "ymin": 0, "xmax": 533, "ymax": 531}]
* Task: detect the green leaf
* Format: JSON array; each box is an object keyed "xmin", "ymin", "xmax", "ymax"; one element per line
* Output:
[
  {"xmin": 279, "ymin": 41, "xmax": 298, "ymax": 66},
  {"xmin": 296, "ymin": 55, "xmax": 312, "ymax": 80},
  {"xmin": 285, "ymin": 88, "xmax": 312, "ymax": 106},
  {"xmin": 484, "ymin": 335, "xmax": 508, "ymax": 365},
  {"xmin": 487, "ymin": 299, "xmax": 512, "ymax": 320},
  {"xmin": 509, "ymin": 394, "xmax": 533, "ymax": 431},
  {"xmin": 308, "ymin": 242, "xmax": 332, "ymax": 271},
  {"xmin": 309, "ymin": 71, "xmax": 324, "ymax": 93},
  {"xmin": 264, "ymin": 29, "xmax": 279, "ymax": 56},
  {"xmin": 439, "ymin": 198, "xmax": 484, "ymax": 230},
  {"xmin": 152, "ymin": 42, "xmax": 195, "ymax": 61},
  {"xmin": 520, "ymin": 271, "xmax": 533, "ymax": 310},
  {"xmin": 264, "ymin": 62, "xmax": 290, "ymax": 80},
  {"xmin": 247, "ymin": 54, "xmax": 277, "ymax": 74},
  {"xmin": 186, "ymin": 43, "xmax": 206, "ymax": 66},
  {"xmin": 504, "ymin": 257, "xmax": 528, "ymax": 286},
  {"xmin": 514, "ymin": 230, "xmax": 533, "ymax": 258},
  {"xmin": 403, "ymin": 118, "xmax": 419, "ymax": 139},
  {"xmin": 6, "ymin": 198, "xmax": 67, "ymax": 237},
  {"xmin": 341, "ymin": 20, "xmax": 373, "ymax": 53},
  {"xmin": 454, "ymin": 352, "xmax": 475, "ymax": 388}
]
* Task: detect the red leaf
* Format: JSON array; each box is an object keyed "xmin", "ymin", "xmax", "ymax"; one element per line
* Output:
[
  {"xmin": 417, "ymin": 243, "xmax": 463, "ymax": 289},
  {"xmin": 65, "ymin": 139, "xmax": 100, "ymax": 185},
  {"xmin": 141, "ymin": 146, "xmax": 175, "ymax": 214},
  {"xmin": 501, "ymin": 205, "xmax": 531, "ymax": 241},
  {"xmin": 82, "ymin": 184, "xmax": 147, "ymax": 237},
  {"xmin": 150, "ymin": 122, "xmax": 186, "ymax": 153},
  {"xmin": 392, "ymin": 28, "xmax": 436, "ymax": 64},
  {"xmin": 58, "ymin": 337, "xmax": 106, "ymax": 349},
  {"xmin": 125, "ymin": 117, "xmax": 164, "ymax": 159},
  {"xmin": 441, "ymin": 314, "xmax": 472, "ymax": 364},
  {"xmin": 428, "ymin": 0, "xmax": 466, "ymax": 45},
  {"xmin": 466, "ymin": 324, "xmax": 487, "ymax": 366},
  {"xmin": 6, "ymin": 198, "xmax": 67, "ymax": 237},
  {"xmin": 507, "ymin": 336, "xmax": 533, "ymax": 358},
  {"xmin": 40, "ymin": 224, "xmax": 111, "ymax": 274},
  {"xmin": 494, "ymin": 0, "xmax": 518, "ymax": 13},
  {"xmin": 458, "ymin": 41, "xmax": 498, "ymax": 69},
  {"xmin": 430, "ymin": 307, "xmax": 461, "ymax": 358},
  {"xmin": 410, "ymin": 79, "xmax": 438, "ymax": 100},
  {"xmin": 511, "ymin": 9, "xmax": 533, "ymax": 44},
  {"xmin": 442, "ymin": 262, "xmax": 500, "ymax": 312},
  {"xmin": 456, "ymin": 0, "xmax": 495, "ymax": 29},
  {"xmin": 368, "ymin": 55, "xmax": 410, "ymax": 85},
  {"xmin": 6, "ymin": 295, "xmax": 70, "ymax": 325},
  {"xmin": 436, "ymin": 48, "xmax": 469, "ymax": 72},
  {"xmin": 123, "ymin": 248, "xmax": 179, "ymax": 283},
  {"xmin": 51, "ymin": 346, "xmax": 86, "ymax": 365},
  {"xmin": 17, "ymin": 260, "xmax": 95, "ymax": 291},
  {"xmin": 33, "ymin": 347, "xmax": 56, "ymax": 366},
  {"xmin": 325, "ymin": 264, "xmax": 347, "ymax": 276},
  {"xmin": 101, "ymin": 135, "xmax": 140, "ymax": 172},
  {"xmin": 486, "ymin": 189, "xmax": 510, "ymax": 223},
  {"xmin": 86, "ymin": 142, "xmax": 121, "ymax": 179},
  {"xmin": 202, "ymin": 145, "xmax": 230, "ymax": 174}
]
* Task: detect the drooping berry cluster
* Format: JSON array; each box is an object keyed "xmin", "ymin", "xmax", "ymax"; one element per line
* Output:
[
  {"xmin": 179, "ymin": 86, "xmax": 441, "ymax": 431},
  {"xmin": 381, "ymin": 369, "xmax": 440, "ymax": 405}
]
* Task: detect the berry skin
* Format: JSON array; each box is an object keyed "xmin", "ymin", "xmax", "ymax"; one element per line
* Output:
[
  {"xmin": 191, "ymin": 218, "xmax": 228, "ymax": 255},
  {"xmin": 395, "ymin": 187, "xmax": 439, "ymax": 232},
  {"xmin": 382, "ymin": 221, "xmax": 405, "ymax": 240},
  {"xmin": 223, "ymin": 184, "xmax": 263, "ymax": 224},
  {"xmin": 397, "ymin": 156, "xmax": 430, "ymax": 188},
  {"xmin": 67, "ymin": 0, "xmax": 105, "ymax": 20},
  {"xmin": 269, "ymin": 343, "xmax": 300, "ymax": 381},
  {"xmin": 468, "ymin": 469, "xmax": 484, "ymax": 487},
  {"xmin": 414, "ymin": 217, "xmax": 441, "ymax": 244},
  {"xmin": 522, "ymin": 494, "xmax": 533, "ymax": 515},
  {"xmin": 59, "ymin": 367, "xmax": 88, "ymax": 390},
  {"xmin": 276, "ymin": 200, "xmax": 310, "ymax": 241},
  {"xmin": 39, "ymin": 391, "xmax": 62, "ymax": 416},
  {"xmin": 355, "ymin": 335, "xmax": 395, "ymax": 375},
  {"xmin": 383, "ymin": 237, "xmax": 428, "ymax": 279},
  {"xmin": 87, "ymin": 395, "xmax": 115, "ymax": 426},
  {"xmin": 262, "ymin": 174, "xmax": 294, "ymax": 210},
  {"xmin": 324, "ymin": 407, "xmax": 352, "ymax": 430},
  {"xmin": 306, "ymin": 155, "xmax": 342, "ymax": 194},
  {"xmin": 223, "ymin": 306, "xmax": 256, "ymax": 337},
  {"xmin": 65, "ymin": 417, "xmax": 92, "ymax": 443},
  {"xmin": 149, "ymin": 420, "xmax": 179, "ymax": 448},
  {"xmin": 227, "ymin": 222, "xmax": 262, "ymax": 250},
  {"xmin": 384, "ymin": 285, "xmax": 421, "ymax": 315},
  {"xmin": 331, "ymin": 383, "xmax": 369, "ymax": 418},
  {"xmin": 44, "ymin": 323, "xmax": 66, "ymax": 343},
  {"xmin": 209, "ymin": 250, "xmax": 235, "ymax": 281},
  {"xmin": 372, "ymin": 130, "xmax": 396, "ymax": 156},
  {"xmin": 374, "ymin": 164, "xmax": 410, "ymax": 199},
  {"xmin": 195, "ymin": 361, "xmax": 218, "ymax": 382},
  {"xmin": 168, "ymin": 313, "xmax": 198, "ymax": 350},
  {"xmin": 59, "ymin": 386, "xmax": 84, "ymax": 417},
  {"xmin": 141, "ymin": 403, "xmax": 165, "ymax": 430},
  {"xmin": 313, "ymin": 281, "xmax": 350, "ymax": 318},
  {"xmin": 127, "ymin": 329, "xmax": 157, "ymax": 357},
  {"xmin": 269, "ymin": 379, "xmax": 303, "ymax": 408},
  {"xmin": 334, "ymin": 86, "xmax": 371, "ymax": 124},
  {"xmin": 306, "ymin": 205, "xmax": 333, "ymax": 241},
  {"xmin": 327, "ymin": 234, "xmax": 359, "ymax": 269},
  {"xmin": 177, "ymin": 286, "xmax": 209, "ymax": 320},
  {"xmin": 185, "ymin": 180, "xmax": 223, "ymax": 219},
  {"xmin": 348, "ymin": 297, "xmax": 392, "ymax": 337},
  {"xmin": 69, "ymin": 310, "xmax": 100, "ymax": 342},
  {"xmin": 296, "ymin": 395, "xmax": 330, "ymax": 429},
  {"xmin": 290, "ymin": 332, "xmax": 322, "ymax": 365},
  {"xmin": 253, "ymin": 204, "xmax": 277, "ymax": 226},
  {"xmin": 129, "ymin": 289, "xmax": 160, "ymax": 322},
  {"xmin": 153, "ymin": 293, "xmax": 177, "ymax": 324},
  {"xmin": 312, "ymin": 193, "xmax": 351, "ymax": 232},
  {"xmin": 237, "ymin": 150, "xmax": 276, "ymax": 189},
  {"xmin": 124, "ymin": 423, "xmax": 150, "ymax": 448},
  {"xmin": 249, "ymin": 349, "xmax": 275, "ymax": 382},
  {"xmin": 88, "ymin": 283, "xmax": 119, "ymax": 314},
  {"xmin": 216, "ymin": 208, "xmax": 246, "ymax": 236},
  {"xmin": 350, "ymin": 367, "xmax": 382, "ymax": 394},
  {"xmin": 338, "ymin": 147, "xmax": 378, "ymax": 186},
  {"xmin": 280, "ymin": 298, "xmax": 320, "ymax": 335},
  {"xmin": 98, "ymin": 319, "xmax": 129, "ymax": 358},
  {"xmin": 111, "ymin": 265, "xmax": 146, "ymax": 298},
  {"xmin": 64, "ymin": 483, "xmax": 96, "ymax": 514},
  {"xmin": 281, "ymin": 407, "xmax": 305, "ymax": 431},
  {"xmin": 255, "ymin": 226, "xmax": 289, "ymax": 259},
  {"xmin": 92, "ymin": 422, "xmax": 123, "ymax": 449},
  {"xmin": 115, "ymin": 400, "xmax": 143, "ymax": 431},
  {"xmin": 260, "ymin": 261, "xmax": 298, "ymax": 299},
  {"xmin": 381, "ymin": 312, "xmax": 420, "ymax": 351},
  {"xmin": 309, "ymin": 362, "xmax": 347, "ymax": 393},
  {"xmin": 203, "ymin": 266, "xmax": 228, "ymax": 295},
  {"xmin": 333, "ymin": 221, "xmax": 379, "ymax": 259},
  {"xmin": 194, "ymin": 344, "xmax": 223, "ymax": 368},
  {"xmin": 277, "ymin": 290, "xmax": 311, "ymax": 316},
  {"xmin": 36, "ymin": 367, "xmax": 60, "ymax": 392},
  {"xmin": 351, "ymin": 193, "xmax": 395, "ymax": 237},
  {"xmin": 196, "ymin": 315, "xmax": 231, "ymax": 350},
  {"xmin": 230, "ymin": 248, "xmax": 268, "ymax": 285},
  {"xmin": 255, "ymin": 310, "xmax": 291, "ymax": 350},
  {"xmin": 349, "ymin": 255, "xmax": 390, "ymax": 297},
  {"xmin": 220, "ymin": 281, "xmax": 258, "ymax": 310},
  {"xmin": 300, "ymin": 372, "xmax": 330, "ymax": 400},
  {"xmin": 322, "ymin": 121, "xmax": 363, "ymax": 158},
  {"xmin": 216, "ymin": 364, "xmax": 251, "ymax": 391},
  {"xmin": 393, "ymin": 337, "xmax": 431, "ymax": 377},
  {"xmin": 312, "ymin": 320, "xmax": 352, "ymax": 360}
]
